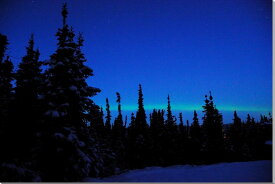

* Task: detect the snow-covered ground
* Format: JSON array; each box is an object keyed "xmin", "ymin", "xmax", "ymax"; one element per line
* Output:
[{"xmin": 84, "ymin": 160, "xmax": 272, "ymax": 182}]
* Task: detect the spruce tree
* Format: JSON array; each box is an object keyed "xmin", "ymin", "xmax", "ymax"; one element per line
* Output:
[
  {"xmin": 234, "ymin": 111, "xmax": 242, "ymax": 126},
  {"xmin": 113, "ymin": 92, "xmax": 123, "ymax": 134},
  {"xmin": 149, "ymin": 109, "xmax": 165, "ymax": 165},
  {"xmin": 129, "ymin": 112, "xmax": 136, "ymax": 130},
  {"xmin": 150, "ymin": 109, "xmax": 158, "ymax": 134},
  {"xmin": 0, "ymin": 35, "xmax": 13, "ymax": 132},
  {"xmin": 105, "ymin": 98, "xmax": 111, "ymax": 132},
  {"xmin": 0, "ymin": 35, "xmax": 14, "ymax": 163},
  {"xmin": 0, "ymin": 35, "xmax": 13, "ymax": 113},
  {"xmin": 112, "ymin": 92, "xmax": 126, "ymax": 169},
  {"xmin": 89, "ymin": 105, "xmax": 105, "ymax": 138},
  {"xmin": 163, "ymin": 95, "xmax": 177, "ymax": 165},
  {"xmin": 176, "ymin": 112, "xmax": 187, "ymax": 164},
  {"xmin": 40, "ymin": 4, "xmax": 102, "ymax": 181},
  {"xmin": 135, "ymin": 84, "xmax": 148, "ymax": 132},
  {"xmin": 0, "ymin": 34, "xmax": 8, "ymax": 62},
  {"xmin": 165, "ymin": 95, "xmax": 177, "ymax": 133},
  {"xmin": 0, "ymin": 56, "xmax": 13, "ymax": 99},
  {"xmin": 130, "ymin": 112, "xmax": 135, "ymax": 125},
  {"xmin": 246, "ymin": 114, "xmax": 251, "ymax": 125},
  {"xmin": 244, "ymin": 114, "xmax": 259, "ymax": 159},
  {"xmin": 202, "ymin": 92, "xmax": 224, "ymax": 163},
  {"xmin": 178, "ymin": 112, "xmax": 184, "ymax": 134},
  {"xmin": 189, "ymin": 110, "xmax": 202, "ymax": 163},
  {"xmin": 186, "ymin": 120, "xmax": 190, "ymax": 138},
  {"xmin": 190, "ymin": 110, "xmax": 201, "ymax": 140},
  {"xmin": 228, "ymin": 111, "xmax": 244, "ymax": 160},
  {"xmin": 166, "ymin": 95, "xmax": 174, "ymax": 126},
  {"xmin": 127, "ymin": 84, "xmax": 150, "ymax": 168},
  {"xmin": 11, "ymin": 35, "xmax": 43, "ymax": 161}
]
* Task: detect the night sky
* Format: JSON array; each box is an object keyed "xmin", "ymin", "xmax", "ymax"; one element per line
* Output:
[{"xmin": 0, "ymin": 0, "xmax": 272, "ymax": 124}]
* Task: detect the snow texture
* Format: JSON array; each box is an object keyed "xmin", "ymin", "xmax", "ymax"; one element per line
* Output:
[
  {"xmin": 45, "ymin": 110, "xmax": 59, "ymax": 118},
  {"xmin": 54, "ymin": 133, "xmax": 65, "ymax": 139},
  {"xmin": 84, "ymin": 160, "xmax": 272, "ymax": 182},
  {"xmin": 37, "ymin": 94, "xmax": 44, "ymax": 100},
  {"xmin": 78, "ymin": 141, "xmax": 86, "ymax": 147},
  {"xmin": 69, "ymin": 85, "xmax": 78, "ymax": 91},
  {"xmin": 1, "ymin": 163, "xmax": 41, "ymax": 182}
]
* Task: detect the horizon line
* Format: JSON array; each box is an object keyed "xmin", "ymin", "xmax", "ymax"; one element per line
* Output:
[{"xmin": 103, "ymin": 104, "xmax": 271, "ymax": 113}]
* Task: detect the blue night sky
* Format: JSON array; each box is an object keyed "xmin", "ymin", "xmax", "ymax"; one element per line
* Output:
[{"xmin": 0, "ymin": 0, "xmax": 272, "ymax": 124}]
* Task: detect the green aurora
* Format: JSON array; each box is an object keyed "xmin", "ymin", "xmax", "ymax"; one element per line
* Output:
[{"xmin": 109, "ymin": 104, "xmax": 271, "ymax": 112}]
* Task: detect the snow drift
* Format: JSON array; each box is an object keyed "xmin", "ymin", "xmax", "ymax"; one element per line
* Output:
[{"xmin": 84, "ymin": 160, "xmax": 272, "ymax": 182}]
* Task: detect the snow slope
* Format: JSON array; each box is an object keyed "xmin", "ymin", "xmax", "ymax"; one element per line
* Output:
[{"xmin": 84, "ymin": 160, "xmax": 272, "ymax": 182}]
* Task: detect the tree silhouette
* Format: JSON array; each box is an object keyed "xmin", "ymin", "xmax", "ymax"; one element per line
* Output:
[
  {"xmin": 127, "ymin": 84, "xmax": 150, "ymax": 168},
  {"xmin": 228, "ymin": 111, "xmax": 244, "ymax": 160},
  {"xmin": 112, "ymin": 92, "xmax": 126, "ymax": 169},
  {"xmin": 202, "ymin": 92, "xmax": 224, "ymax": 163},
  {"xmin": 148, "ymin": 109, "xmax": 165, "ymax": 165},
  {"xmin": 113, "ymin": 92, "xmax": 124, "ymax": 134},
  {"xmin": 190, "ymin": 110, "xmax": 200, "ymax": 140},
  {"xmin": 166, "ymin": 95, "xmax": 174, "ymax": 126},
  {"xmin": 9, "ymin": 35, "xmax": 43, "ymax": 164},
  {"xmin": 39, "ymin": 4, "xmax": 102, "ymax": 181},
  {"xmin": 0, "ymin": 35, "xmax": 14, "ymax": 164},
  {"xmin": 135, "ymin": 84, "xmax": 148, "ymax": 133},
  {"xmin": 178, "ymin": 112, "xmax": 184, "ymax": 134},
  {"xmin": 0, "ymin": 34, "xmax": 13, "ymax": 124},
  {"xmin": 189, "ymin": 110, "xmax": 202, "ymax": 163},
  {"xmin": 0, "ymin": 34, "xmax": 8, "ymax": 62},
  {"xmin": 0, "ymin": 56, "xmax": 13, "ymax": 101},
  {"xmin": 105, "ymin": 98, "xmax": 112, "ymax": 132},
  {"xmin": 163, "ymin": 95, "xmax": 178, "ymax": 165}
]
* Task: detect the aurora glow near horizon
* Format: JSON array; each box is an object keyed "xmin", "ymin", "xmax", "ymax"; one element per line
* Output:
[
  {"xmin": 109, "ymin": 104, "xmax": 271, "ymax": 113},
  {"xmin": 0, "ymin": 0, "xmax": 272, "ymax": 123}
]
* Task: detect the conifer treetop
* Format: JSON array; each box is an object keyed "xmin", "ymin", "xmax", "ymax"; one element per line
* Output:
[
  {"xmin": 166, "ymin": 94, "xmax": 173, "ymax": 123},
  {"xmin": 62, "ymin": 3, "xmax": 68, "ymax": 26},
  {"xmin": 179, "ymin": 112, "xmax": 183, "ymax": 125},
  {"xmin": 106, "ymin": 98, "xmax": 111, "ymax": 117},
  {"xmin": 116, "ymin": 92, "xmax": 122, "ymax": 116},
  {"xmin": 193, "ymin": 110, "xmax": 199, "ymax": 123},
  {"xmin": 138, "ymin": 84, "xmax": 145, "ymax": 111},
  {"xmin": 136, "ymin": 84, "xmax": 146, "ymax": 122},
  {"xmin": 0, "ymin": 34, "xmax": 8, "ymax": 63},
  {"xmin": 26, "ymin": 34, "xmax": 34, "ymax": 54}
]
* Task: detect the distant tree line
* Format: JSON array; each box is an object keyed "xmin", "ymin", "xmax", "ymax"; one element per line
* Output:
[{"xmin": 0, "ymin": 4, "xmax": 272, "ymax": 182}]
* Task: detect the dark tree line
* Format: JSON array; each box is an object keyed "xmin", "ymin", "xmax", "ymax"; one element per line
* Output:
[{"xmin": 0, "ymin": 4, "xmax": 272, "ymax": 182}]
